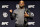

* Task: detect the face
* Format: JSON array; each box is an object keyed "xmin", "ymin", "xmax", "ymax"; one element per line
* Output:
[{"xmin": 19, "ymin": 1, "xmax": 25, "ymax": 7}]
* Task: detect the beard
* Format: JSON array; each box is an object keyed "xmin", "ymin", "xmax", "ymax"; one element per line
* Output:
[{"xmin": 19, "ymin": 6, "xmax": 24, "ymax": 9}]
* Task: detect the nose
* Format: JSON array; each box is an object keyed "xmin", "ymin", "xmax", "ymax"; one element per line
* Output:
[
  {"xmin": 21, "ymin": 3, "xmax": 22, "ymax": 4},
  {"xmin": 20, "ymin": 3, "xmax": 23, "ymax": 5}
]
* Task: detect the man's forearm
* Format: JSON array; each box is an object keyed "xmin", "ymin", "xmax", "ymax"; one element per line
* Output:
[{"xmin": 10, "ymin": 12, "xmax": 16, "ymax": 20}]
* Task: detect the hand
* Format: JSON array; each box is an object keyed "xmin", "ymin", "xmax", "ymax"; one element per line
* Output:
[
  {"xmin": 24, "ymin": 11, "xmax": 29, "ymax": 17},
  {"xmin": 9, "ymin": 9, "xmax": 12, "ymax": 13}
]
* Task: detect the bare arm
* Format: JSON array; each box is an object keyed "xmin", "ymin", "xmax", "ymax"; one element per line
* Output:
[{"xmin": 9, "ymin": 9, "xmax": 16, "ymax": 20}]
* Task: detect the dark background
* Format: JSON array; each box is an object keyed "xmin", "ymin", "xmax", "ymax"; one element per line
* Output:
[{"xmin": 0, "ymin": 1, "xmax": 40, "ymax": 27}]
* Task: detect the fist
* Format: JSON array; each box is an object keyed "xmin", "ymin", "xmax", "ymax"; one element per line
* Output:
[
  {"xmin": 9, "ymin": 9, "xmax": 12, "ymax": 13},
  {"xmin": 24, "ymin": 11, "xmax": 29, "ymax": 17}
]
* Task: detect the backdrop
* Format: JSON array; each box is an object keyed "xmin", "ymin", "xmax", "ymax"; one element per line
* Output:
[{"xmin": 0, "ymin": 1, "xmax": 40, "ymax": 27}]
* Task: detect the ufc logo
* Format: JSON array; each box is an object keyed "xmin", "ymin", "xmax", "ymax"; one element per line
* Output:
[
  {"xmin": 28, "ymin": 5, "xmax": 35, "ymax": 8},
  {"xmin": 1, "ymin": 22, "xmax": 9, "ymax": 25},
  {"xmin": 2, "ymin": 5, "xmax": 9, "ymax": 8}
]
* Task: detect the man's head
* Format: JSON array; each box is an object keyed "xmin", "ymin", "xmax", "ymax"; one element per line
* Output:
[{"xmin": 19, "ymin": 1, "xmax": 25, "ymax": 8}]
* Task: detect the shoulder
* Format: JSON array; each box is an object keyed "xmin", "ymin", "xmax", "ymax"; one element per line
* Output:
[
  {"xmin": 14, "ymin": 9, "xmax": 18, "ymax": 11},
  {"xmin": 25, "ymin": 8, "xmax": 29, "ymax": 11},
  {"xmin": 13, "ymin": 9, "xmax": 18, "ymax": 12}
]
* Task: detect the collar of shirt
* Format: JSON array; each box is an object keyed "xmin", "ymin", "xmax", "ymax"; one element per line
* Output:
[{"xmin": 18, "ymin": 8, "xmax": 25, "ymax": 10}]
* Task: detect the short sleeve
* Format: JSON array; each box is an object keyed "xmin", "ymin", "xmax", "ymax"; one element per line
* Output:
[{"xmin": 12, "ymin": 10, "xmax": 17, "ymax": 17}]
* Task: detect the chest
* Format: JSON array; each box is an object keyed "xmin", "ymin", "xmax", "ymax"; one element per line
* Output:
[{"xmin": 16, "ymin": 9, "xmax": 25, "ymax": 15}]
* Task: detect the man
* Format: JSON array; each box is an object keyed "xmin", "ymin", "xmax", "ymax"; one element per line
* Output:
[{"xmin": 9, "ymin": 1, "xmax": 34, "ymax": 27}]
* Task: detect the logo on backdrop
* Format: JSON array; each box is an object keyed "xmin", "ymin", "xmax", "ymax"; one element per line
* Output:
[{"xmin": 3, "ymin": 12, "xmax": 8, "ymax": 18}]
